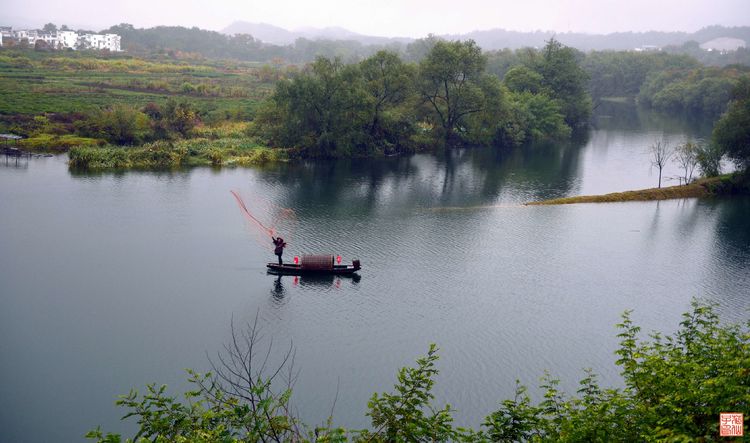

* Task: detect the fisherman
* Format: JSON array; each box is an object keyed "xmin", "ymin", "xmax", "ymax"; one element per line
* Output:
[{"xmin": 272, "ymin": 236, "xmax": 286, "ymax": 265}]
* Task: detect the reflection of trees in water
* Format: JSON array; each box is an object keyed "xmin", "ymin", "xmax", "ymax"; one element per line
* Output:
[
  {"xmin": 704, "ymin": 197, "xmax": 750, "ymax": 319},
  {"xmin": 593, "ymin": 101, "xmax": 713, "ymax": 138},
  {"xmin": 464, "ymin": 140, "xmax": 585, "ymax": 202},
  {"xmin": 259, "ymin": 157, "xmax": 420, "ymax": 216},
  {"xmin": 713, "ymin": 197, "xmax": 750, "ymax": 255},
  {"xmin": 258, "ymin": 141, "xmax": 585, "ymax": 213}
]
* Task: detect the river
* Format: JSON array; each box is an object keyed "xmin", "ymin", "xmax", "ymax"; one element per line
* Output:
[{"xmin": 1, "ymin": 103, "xmax": 749, "ymax": 442}]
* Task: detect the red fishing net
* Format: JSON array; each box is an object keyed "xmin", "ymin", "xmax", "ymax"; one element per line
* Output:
[{"xmin": 230, "ymin": 190, "xmax": 298, "ymax": 253}]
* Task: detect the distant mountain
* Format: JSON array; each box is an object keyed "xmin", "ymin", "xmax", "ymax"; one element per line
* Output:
[
  {"xmin": 222, "ymin": 21, "xmax": 411, "ymax": 45},
  {"xmin": 223, "ymin": 21, "xmax": 750, "ymax": 52}
]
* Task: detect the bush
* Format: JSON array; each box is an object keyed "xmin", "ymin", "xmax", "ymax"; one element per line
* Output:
[
  {"xmin": 88, "ymin": 300, "xmax": 749, "ymax": 442},
  {"xmin": 20, "ymin": 134, "xmax": 104, "ymax": 152},
  {"xmin": 80, "ymin": 105, "xmax": 152, "ymax": 145}
]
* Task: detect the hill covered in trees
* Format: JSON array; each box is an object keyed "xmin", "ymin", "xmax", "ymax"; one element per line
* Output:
[{"xmin": 95, "ymin": 23, "xmax": 750, "ymax": 66}]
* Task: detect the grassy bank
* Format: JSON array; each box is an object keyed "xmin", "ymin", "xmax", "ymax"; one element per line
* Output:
[
  {"xmin": 69, "ymin": 143, "xmax": 284, "ymax": 169},
  {"xmin": 526, "ymin": 174, "xmax": 749, "ymax": 205},
  {"xmin": 68, "ymin": 122, "xmax": 286, "ymax": 169}
]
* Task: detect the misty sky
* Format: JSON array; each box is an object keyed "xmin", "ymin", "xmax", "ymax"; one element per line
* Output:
[{"xmin": 4, "ymin": 0, "xmax": 749, "ymax": 37}]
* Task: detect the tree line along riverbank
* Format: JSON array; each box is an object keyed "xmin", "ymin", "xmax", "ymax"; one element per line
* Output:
[{"xmin": 1, "ymin": 38, "xmax": 748, "ymax": 177}]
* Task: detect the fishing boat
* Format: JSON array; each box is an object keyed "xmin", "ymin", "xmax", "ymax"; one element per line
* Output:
[{"xmin": 267, "ymin": 254, "xmax": 361, "ymax": 275}]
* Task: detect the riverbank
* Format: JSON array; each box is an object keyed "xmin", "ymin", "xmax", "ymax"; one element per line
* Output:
[
  {"xmin": 526, "ymin": 174, "xmax": 749, "ymax": 205},
  {"xmin": 62, "ymin": 120, "xmax": 290, "ymax": 169},
  {"xmin": 68, "ymin": 140, "xmax": 285, "ymax": 169}
]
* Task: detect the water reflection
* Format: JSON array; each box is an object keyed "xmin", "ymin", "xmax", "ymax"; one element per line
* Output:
[
  {"xmin": 593, "ymin": 101, "xmax": 713, "ymax": 137},
  {"xmin": 2, "ymin": 156, "xmax": 29, "ymax": 169},
  {"xmin": 271, "ymin": 275, "xmax": 286, "ymax": 302},
  {"xmin": 270, "ymin": 273, "xmax": 361, "ymax": 291},
  {"xmin": 255, "ymin": 139, "xmax": 585, "ymax": 215}
]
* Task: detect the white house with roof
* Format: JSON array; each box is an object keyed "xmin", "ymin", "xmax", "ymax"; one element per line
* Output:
[
  {"xmin": 57, "ymin": 30, "xmax": 78, "ymax": 49},
  {"xmin": 78, "ymin": 33, "xmax": 121, "ymax": 51},
  {"xmin": 0, "ymin": 27, "xmax": 121, "ymax": 51}
]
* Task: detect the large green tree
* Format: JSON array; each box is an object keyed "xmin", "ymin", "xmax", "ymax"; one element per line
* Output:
[
  {"xmin": 254, "ymin": 57, "xmax": 370, "ymax": 157},
  {"xmin": 360, "ymin": 50, "xmax": 416, "ymax": 145},
  {"xmin": 418, "ymin": 40, "xmax": 505, "ymax": 145},
  {"xmin": 713, "ymin": 76, "xmax": 750, "ymax": 170},
  {"xmin": 528, "ymin": 39, "xmax": 592, "ymax": 129}
]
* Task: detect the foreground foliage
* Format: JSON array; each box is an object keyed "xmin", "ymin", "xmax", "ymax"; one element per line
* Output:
[{"xmin": 88, "ymin": 301, "xmax": 749, "ymax": 442}]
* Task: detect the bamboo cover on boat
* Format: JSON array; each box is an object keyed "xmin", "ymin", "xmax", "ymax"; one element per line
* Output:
[{"xmin": 301, "ymin": 255, "xmax": 334, "ymax": 270}]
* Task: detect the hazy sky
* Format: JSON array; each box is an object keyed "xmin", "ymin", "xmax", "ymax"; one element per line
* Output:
[{"xmin": 4, "ymin": 0, "xmax": 749, "ymax": 37}]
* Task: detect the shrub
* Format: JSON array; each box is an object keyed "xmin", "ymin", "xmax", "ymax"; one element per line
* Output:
[{"xmin": 87, "ymin": 301, "xmax": 750, "ymax": 442}]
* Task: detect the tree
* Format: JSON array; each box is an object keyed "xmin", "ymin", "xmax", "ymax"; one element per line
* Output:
[
  {"xmin": 713, "ymin": 76, "xmax": 750, "ymax": 171},
  {"xmin": 361, "ymin": 344, "xmax": 466, "ymax": 442},
  {"xmin": 530, "ymin": 38, "xmax": 592, "ymax": 129},
  {"xmin": 82, "ymin": 105, "xmax": 151, "ymax": 145},
  {"xmin": 253, "ymin": 57, "xmax": 370, "ymax": 157},
  {"xmin": 418, "ymin": 40, "xmax": 494, "ymax": 144},
  {"xmin": 696, "ymin": 142, "xmax": 724, "ymax": 177},
  {"xmin": 674, "ymin": 141, "xmax": 700, "ymax": 184},
  {"xmin": 42, "ymin": 23, "xmax": 57, "ymax": 33},
  {"xmin": 503, "ymin": 91, "xmax": 571, "ymax": 144},
  {"xmin": 162, "ymin": 99, "xmax": 199, "ymax": 137},
  {"xmin": 87, "ymin": 317, "xmax": 315, "ymax": 443},
  {"xmin": 34, "ymin": 39, "xmax": 51, "ymax": 51},
  {"xmin": 404, "ymin": 34, "xmax": 442, "ymax": 62},
  {"xmin": 360, "ymin": 50, "xmax": 415, "ymax": 138},
  {"xmin": 502, "ymin": 65, "xmax": 543, "ymax": 94},
  {"xmin": 649, "ymin": 139, "xmax": 673, "ymax": 188}
]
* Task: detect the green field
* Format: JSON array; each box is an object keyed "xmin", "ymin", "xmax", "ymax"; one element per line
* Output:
[
  {"xmin": 0, "ymin": 50, "xmax": 275, "ymax": 120},
  {"xmin": 0, "ymin": 49, "xmax": 287, "ymax": 164}
]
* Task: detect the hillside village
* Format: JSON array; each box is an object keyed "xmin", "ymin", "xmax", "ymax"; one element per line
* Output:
[{"xmin": 0, "ymin": 27, "xmax": 121, "ymax": 51}]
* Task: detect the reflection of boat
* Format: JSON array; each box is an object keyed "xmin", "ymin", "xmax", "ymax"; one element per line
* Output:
[{"xmin": 267, "ymin": 254, "xmax": 361, "ymax": 275}]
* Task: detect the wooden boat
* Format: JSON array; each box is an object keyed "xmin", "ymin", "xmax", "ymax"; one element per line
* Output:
[{"xmin": 267, "ymin": 255, "xmax": 361, "ymax": 276}]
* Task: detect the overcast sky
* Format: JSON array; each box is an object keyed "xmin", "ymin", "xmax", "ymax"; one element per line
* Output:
[{"xmin": 4, "ymin": 0, "xmax": 749, "ymax": 37}]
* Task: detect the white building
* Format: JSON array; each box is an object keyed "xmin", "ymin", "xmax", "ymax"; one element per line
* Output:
[
  {"xmin": 57, "ymin": 30, "xmax": 78, "ymax": 49},
  {"xmin": 1, "ymin": 27, "xmax": 121, "ymax": 51},
  {"xmin": 14, "ymin": 29, "xmax": 39, "ymax": 41},
  {"xmin": 78, "ymin": 33, "xmax": 121, "ymax": 51},
  {"xmin": 0, "ymin": 27, "xmax": 13, "ymax": 46}
]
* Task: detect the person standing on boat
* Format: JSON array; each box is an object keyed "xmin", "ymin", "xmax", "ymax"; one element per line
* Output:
[{"xmin": 272, "ymin": 236, "xmax": 286, "ymax": 265}]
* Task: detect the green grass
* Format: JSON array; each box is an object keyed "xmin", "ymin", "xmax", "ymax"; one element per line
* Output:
[
  {"xmin": 526, "ymin": 175, "xmax": 748, "ymax": 205},
  {"xmin": 19, "ymin": 134, "xmax": 104, "ymax": 151},
  {"xmin": 68, "ymin": 135, "xmax": 286, "ymax": 170}
]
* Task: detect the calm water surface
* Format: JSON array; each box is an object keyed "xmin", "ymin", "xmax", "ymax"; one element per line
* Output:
[{"xmin": 1, "ymin": 104, "xmax": 749, "ymax": 442}]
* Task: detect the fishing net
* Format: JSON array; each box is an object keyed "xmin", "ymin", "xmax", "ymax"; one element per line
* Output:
[{"xmin": 230, "ymin": 190, "xmax": 298, "ymax": 253}]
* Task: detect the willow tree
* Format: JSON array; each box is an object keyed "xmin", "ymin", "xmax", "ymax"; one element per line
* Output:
[
  {"xmin": 360, "ymin": 50, "xmax": 416, "ymax": 140},
  {"xmin": 418, "ymin": 40, "xmax": 503, "ymax": 145},
  {"xmin": 254, "ymin": 57, "xmax": 370, "ymax": 157}
]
